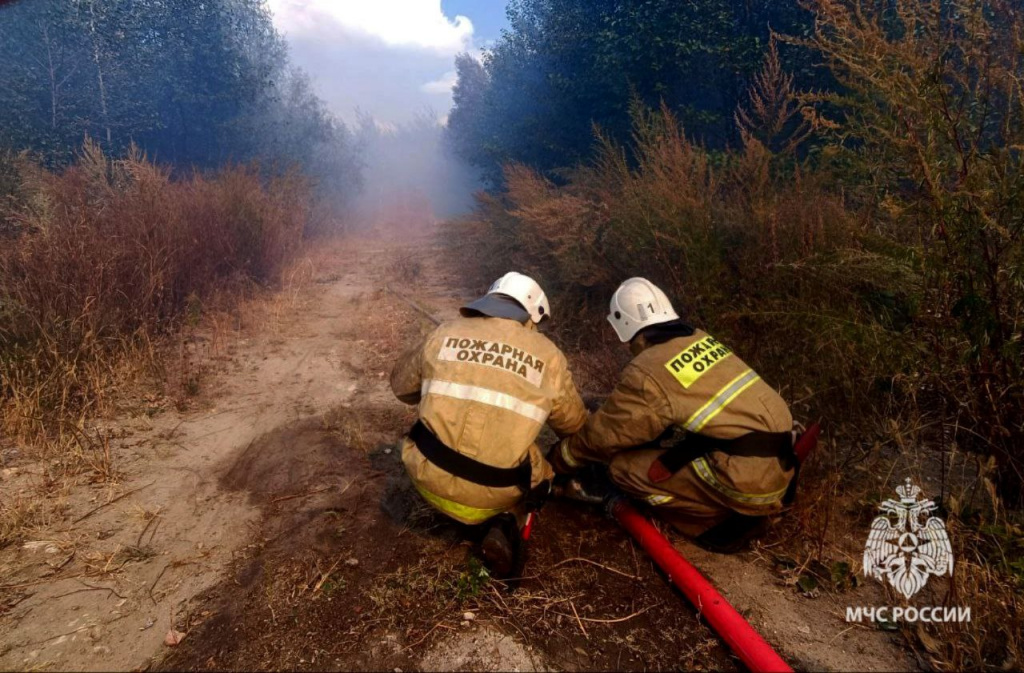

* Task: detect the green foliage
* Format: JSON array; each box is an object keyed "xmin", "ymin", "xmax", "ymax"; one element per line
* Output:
[
  {"xmin": 446, "ymin": 0, "xmax": 820, "ymax": 183},
  {"xmin": 806, "ymin": 0, "xmax": 1024, "ymax": 505},
  {"xmin": 0, "ymin": 0, "xmax": 361, "ymax": 220},
  {"xmin": 447, "ymin": 0, "xmax": 1024, "ymax": 508},
  {"xmin": 454, "ymin": 556, "xmax": 491, "ymax": 599}
]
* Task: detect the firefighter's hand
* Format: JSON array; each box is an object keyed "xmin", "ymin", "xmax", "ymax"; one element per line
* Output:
[
  {"xmin": 548, "ymin": 438, "xmax": 581, "ymax": 475},
  {"xmin": 582, "ymin": 393, "xmax": 604, "ymax": 412}
]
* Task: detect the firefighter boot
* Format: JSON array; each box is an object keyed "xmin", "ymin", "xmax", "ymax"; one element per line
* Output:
[
  {"xmin": 693, "ymin": 513, "xmax": 768, "ymax": 554},
  {"xmin": 480, "ymin": 513, "xmax": 520, "ymax": 579}
]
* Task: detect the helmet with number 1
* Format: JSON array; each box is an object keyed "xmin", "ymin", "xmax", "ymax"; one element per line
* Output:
[
  {"xmin": 607, "ymin": 277, "xmax": 680, "ymax": 342},
  {"xmin": 461, "ymin": 272, "xmax": 551, "ymax": 324}
]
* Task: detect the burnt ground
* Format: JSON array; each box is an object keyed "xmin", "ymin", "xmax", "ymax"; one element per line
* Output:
[
  {"xmin": 154, "ymin": 232, "xmax": 736, "ymax": 672},
  {"xmin": 158, "ymin": 414, "xmax": 733, "ymax": 672}
]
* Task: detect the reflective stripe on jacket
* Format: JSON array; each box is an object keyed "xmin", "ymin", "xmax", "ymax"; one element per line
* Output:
[
  {"xmin": 391, "ymin": 316, "xmax": 587, "ymax": 524},
  {"xmin": 565, "ymin": 329, "xmax": 794, "ymax": 515}
]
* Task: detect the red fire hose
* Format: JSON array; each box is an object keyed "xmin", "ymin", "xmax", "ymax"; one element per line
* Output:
[{"xmin": 610, "ymin": 498, "xmax": 793, "ymax": 673}]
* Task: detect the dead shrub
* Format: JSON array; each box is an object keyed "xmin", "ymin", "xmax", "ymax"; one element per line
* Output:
[
  {"xmin": 804, "ymin": 0, "xmax": 1024, "ymax": 508},
  {"xmin": 387, "ymin": 251, "xmax": 423, "ymax": 284},
  {"xmin": 444, "ymin": 10, "xmax": 1024, "ymax": 667},
  {"xmin": 0, "ymin": 141, "xmax": 311, "ymax": 447}
]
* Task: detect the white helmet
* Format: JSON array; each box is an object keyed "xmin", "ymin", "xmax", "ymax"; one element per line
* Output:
[
  {"xmin": 607, "ymin": 277, "xmax": 680, "ymax": 342},
  {"xmin": 462, "ymin": 272, "xmax": 551, "ymax": 324}
]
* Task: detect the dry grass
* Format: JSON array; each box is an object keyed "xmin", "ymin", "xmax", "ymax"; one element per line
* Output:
[
  {"xmin": 0, "ymin": 142, "xmax": 311, "ymax": 451},
  {"xmin": 0, "ymin": 491, "xmax": 51, "ymax": 550},
  {"xmin": 442, "ymin": 5, "xmax": 1024, "ymax": 667},
  {"xmin": 322, "ymin": 404, "xmax": 414, "ymax": 455},
  {"xmin": 0, "ymin": 143, "xmax": 320, "ymax": 550},
  {"xmin": 386, "ymin": 251, "xmax": 423, "ymax": 285}
]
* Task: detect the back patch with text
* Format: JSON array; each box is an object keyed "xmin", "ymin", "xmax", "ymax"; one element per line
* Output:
[
  {"xmin": 665, "ymin": 336, "xmax": 733, "ymax": 388},
  {"xmin": 437, "ymin": 337, "xmax": 544, "ymax": 386}
]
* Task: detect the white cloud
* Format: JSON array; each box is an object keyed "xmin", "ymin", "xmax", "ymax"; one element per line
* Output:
[
  {"xmin": 268, "ymin": 0, "xmax": 474, "ymax": 54},
  {"xmin": 421, "ymin": 70, "xmax": 457, "ymax": 95}
]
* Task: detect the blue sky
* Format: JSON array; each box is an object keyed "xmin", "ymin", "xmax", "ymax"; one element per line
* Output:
[
  {"xmin": 267, "ymin": 1, "xmax": 510, "ymax": 125},
  {"xmin": 442, "ymin": 0, "xmax": 508, "ymax": 43}
]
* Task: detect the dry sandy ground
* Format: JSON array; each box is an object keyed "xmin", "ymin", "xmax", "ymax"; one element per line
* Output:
[{"xmin": 0, "ymin": 230, "xmax": 914, "ymax": 671}]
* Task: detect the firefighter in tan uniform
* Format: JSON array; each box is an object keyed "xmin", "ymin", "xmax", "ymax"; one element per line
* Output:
[
  {"xmin": 552, "ymin": 278, "xmax": 796, "ymax": 549},
  {"xmin": 391, "ymin": 272, "xmax": 587, "ymax": 576}
]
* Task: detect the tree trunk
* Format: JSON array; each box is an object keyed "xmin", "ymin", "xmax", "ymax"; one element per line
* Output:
[
  {"xmin": 87, "ymin": 0, "xmax": 111, "ymax": 145},
  {"xmin": 42, "ymin": 22, "xmax": 58, "ymax": 129}
]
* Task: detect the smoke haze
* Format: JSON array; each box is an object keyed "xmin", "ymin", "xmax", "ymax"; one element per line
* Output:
[{"xmin": 267, "ymin": 0, "xmax": 494, "ymax": 222}]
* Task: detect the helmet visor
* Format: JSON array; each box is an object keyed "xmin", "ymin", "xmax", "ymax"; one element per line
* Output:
[{"xmin": 460, "ymin": 294, "xmax": 531, "ymax": 323}]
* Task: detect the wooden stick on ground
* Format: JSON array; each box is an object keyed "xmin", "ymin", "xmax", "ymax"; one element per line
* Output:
[
  {"xmin": 555, "ymin": 604, "xmax": 657, "ymax": 624},
  {"xmin": 570, "ymin": 600, "xmax": 589, "ymax": 639},
  {"xmin": 271, "ymin": 486, "xmax": 330, "ymax": 504},
  {"xmin": 384, "ymin": 284, "xmax": 442, "ymax": 326},
  {"xmin": 516, "ymin": 556, "xmax": 642, "ymax": 582},
  {"xmin": 136, "ymin": 509, "xmax": 163, "ymax": 547},
  {"xmin": 73, "ymin": 482, "xmax": 156, "ymax": 524}
]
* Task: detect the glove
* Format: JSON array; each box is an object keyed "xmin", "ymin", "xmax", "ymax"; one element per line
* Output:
[
  {"xmin": 548, "ymin": 438, "xmax": 583, "ymax": 475},
  {"xmin": 581, "ymin": 393, "xmax": 604, "ymax": 412},
  {"xmin": 523, "ymin": 479, "xmax": 552, "ymax": 513}
]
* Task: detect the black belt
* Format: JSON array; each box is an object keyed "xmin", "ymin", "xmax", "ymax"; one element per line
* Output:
[
  {"xmin": 650, "ymin": 430, "xmax": 794, "ymax": 484},
  {"xmin": 409, "ymin": 420, "xmax": 533, "ymax": 492}
]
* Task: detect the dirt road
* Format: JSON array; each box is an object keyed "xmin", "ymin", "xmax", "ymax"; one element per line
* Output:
[{"xmin": 0, "ymin": 231, "xmax": 912, "ymax": 671}]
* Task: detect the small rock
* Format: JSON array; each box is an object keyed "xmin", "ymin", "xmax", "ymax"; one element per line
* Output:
[
  {"xmin": 164, "ymin": 629, "xmax": 186, "ymax": 647},
  {"xmin": 345, "ymin": 558, "xmax": 359, "ymax": 567},
  {"xmin": 462, "ymin": 611, "xmax": 476, "ymax": 621},
  {"xmin": 798, "ymin": 625, "xmax": 811, "ymax": 635},
  {"xmin": 460, "ymin": 620, "xmax": 471, "ymax": 628}
]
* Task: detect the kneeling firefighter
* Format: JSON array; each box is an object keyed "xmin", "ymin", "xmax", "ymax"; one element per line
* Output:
[
  {"xmin": 552, "ymin": 278, "xmax": 804, "ymax": 552},
  {"xmin": 391, "ymin": 272, "xmax": 587, "ymax": 576}
]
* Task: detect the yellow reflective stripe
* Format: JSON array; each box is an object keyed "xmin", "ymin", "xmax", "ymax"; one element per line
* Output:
[
  {"xmin": 645, "ymin": 493, "xmax": 675, "ymax": 506},
  {"xmin": 684, "ymin": 369, "xmax": 761, "ymax": 432},
  {"xmin": 691, "ymin": 457, "xmax": 787, "ymax": 506},
  {"xmin": 422, "ymin": 379, "xmax": 548, "ymax": 423},
  {"xmin": 414, "ymin": 483, "xmax": 505, "ymax": 524},
  {"xmin": 559, "ymin": 439, "xmax": 582, "ymax": 469}
]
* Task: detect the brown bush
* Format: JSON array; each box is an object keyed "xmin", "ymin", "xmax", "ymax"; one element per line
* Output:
[
  {"xmin": 805, "ymin": 0, "xmax": 1024, "ymax": 508},
  {"xmin": 444, "ymin": 98, "xmax": 913, "ymax": 427},
  {"xmin": 0, "ymin": 141, "xmax": 310, "ymax": 442},
  {"xmin": 444, "ymin": 7, "xmax": 1024, "ymax": 668}
]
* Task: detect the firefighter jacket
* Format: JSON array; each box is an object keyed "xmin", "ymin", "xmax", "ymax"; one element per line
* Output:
[
  {"xmin": 561, "ymin": 329, "xmax": 794, "ymax": 516},
  {"xmin": 391, "ymin": 316, "xmax": 587, "ymax": 524}
]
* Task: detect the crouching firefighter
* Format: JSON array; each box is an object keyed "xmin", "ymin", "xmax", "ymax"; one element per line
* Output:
[
  {"xmin": 552, "ymin": 278, "xmax": 815, "ymax": 552},
  {"xmin": 391, "ymin": 272, "xmax": 587, "ymax": 577}
]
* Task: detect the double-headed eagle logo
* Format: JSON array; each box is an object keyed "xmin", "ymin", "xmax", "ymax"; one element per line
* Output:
[{"xmin": 863, "ymin": 478, "xmax": 954, "ymax": 599}]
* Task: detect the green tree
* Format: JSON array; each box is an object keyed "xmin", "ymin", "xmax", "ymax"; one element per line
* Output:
[
  {"xmin": 0, "ymin": 0, "xmax": 362, "ymax": 216},
  {"xmin": 447, "ymin": 0, "xmax": 817, "ymax": 182}
]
